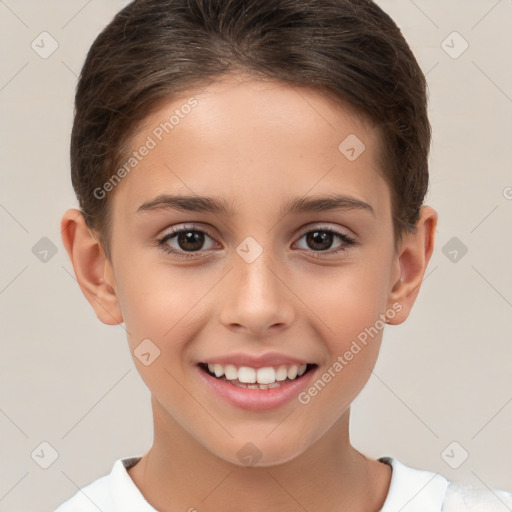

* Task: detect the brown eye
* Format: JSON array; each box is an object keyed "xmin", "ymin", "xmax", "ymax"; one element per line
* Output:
[
  {"xmin": 157, "ymin": 225, "xmax": 218, "ymax": 258},
  {"xmin": 295, "ymin": 227, "xmax": 356, "ymax": 256},
  {"xmin": 174, "ymin": 231, "xmax": 206, "ymax": 252},
  {"xmin": 305, "ymin": 231, "xmax": 335, "ymax": 251}
]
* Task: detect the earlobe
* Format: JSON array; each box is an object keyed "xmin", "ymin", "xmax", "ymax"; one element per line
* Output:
[
  {"xmin": 60, "ymin": 209, "xmax": 123, "ymax": 325},
  {"xmin": 386, "ymin": 206, "xmax": 438, "ymax": 325}
]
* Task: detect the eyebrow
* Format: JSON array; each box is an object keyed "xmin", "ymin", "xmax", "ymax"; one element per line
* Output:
[{"xmin": 136, "ymin": 193, "xmax": 375, "ymax": 217}]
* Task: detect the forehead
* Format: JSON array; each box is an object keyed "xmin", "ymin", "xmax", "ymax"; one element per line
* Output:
[{"xmin": 112, "ymin": 73, "xmax": 390, "ymax": 218}]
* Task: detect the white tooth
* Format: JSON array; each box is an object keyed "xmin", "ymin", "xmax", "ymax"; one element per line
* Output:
[
  {"xmin": 287, "ymin": 365, "xmax": 298, "ymax": 380},
  {"xmin": 247, "ymin": 384, "xmax": 259, "ymax": 389},
  {"xmin": 213, "ymin": 364, "xmax": 224, "ymax": 378},
  {"xmin": 275, "ymin": 365, "xmax": 288, "ymax": 381},
  {"xmin": 297, "ymin": 364, "xmax": 307, "ymax": 376},
  {"xmin": 224, "ymin": 364, "xmax": 238, "ymax": 380},
  {"xmin": 268, "ymin": 382, "xmax": 281, "ymax": 388},
  {"xmin": 238, "ymin": 366, "xmax": 256, "ymax": 383},
  {"xmin": 256, "ymin": 367, "xmax": 276, "ymax": 384}
]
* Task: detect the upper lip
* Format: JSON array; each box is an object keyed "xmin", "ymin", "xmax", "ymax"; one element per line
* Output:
[{"xmin": 200, "ymin": 352, "xmax": 312, "ymax": 368}]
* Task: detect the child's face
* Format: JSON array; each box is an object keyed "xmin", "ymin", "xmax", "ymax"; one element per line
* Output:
[{"xmin": 95, "ymin": 73, "xmax": 423, "ymax": 465}]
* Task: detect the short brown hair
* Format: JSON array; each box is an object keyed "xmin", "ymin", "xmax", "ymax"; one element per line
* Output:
[{"xmin": 71, "ymin": 0, "xmax": 431, "ymax": 261}]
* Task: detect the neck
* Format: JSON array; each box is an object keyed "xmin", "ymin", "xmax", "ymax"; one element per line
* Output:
[{"xmin": 128, "ymin": 397, "xmax": 391, "ymax": 512}]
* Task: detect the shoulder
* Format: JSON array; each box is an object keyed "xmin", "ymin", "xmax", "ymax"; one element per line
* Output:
[
  {"xmin": 378, "ymin": 456, "xmax": 449, "ymax": 511},
  {"xmin": 54, "ymin": 456, "xmax": 148, "ymax": 512},
  {"xmin": 54, "ymin": 471, "xmax": 114, "ymax": 512},
  {"xmin": 442, "ymin": 481, "xmax": 512, "ymax": 512},
  {"xmin": 378, "ymin": 456, "xmax": 512, "ymax": 512}
]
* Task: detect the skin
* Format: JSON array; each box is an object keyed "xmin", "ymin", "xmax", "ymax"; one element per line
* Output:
[{"xmin": 61, "ymin": 73, "xmax": 437, "ymax": 511}]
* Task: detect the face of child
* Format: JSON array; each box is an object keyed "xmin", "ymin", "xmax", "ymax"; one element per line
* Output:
[{"xmin": 66, "ymin": 73, "xmax": 436, "ymax": 468}]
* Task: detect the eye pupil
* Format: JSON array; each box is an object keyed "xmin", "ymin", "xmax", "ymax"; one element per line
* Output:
[
  {"xmin": 178, "ymin": 231, "xmax": 204, "ymax": 251},
  {"xmin": 307, "ymin": 231, "xmax": 333, "ymax": 251}
]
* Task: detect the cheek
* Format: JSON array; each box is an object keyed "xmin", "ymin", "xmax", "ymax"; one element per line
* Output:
[
  {"xmin": 302, "ymin": 260, "xmax": 391, "ymax": 347},
  {"xmin": 295, "ymin": 269, "xmax": 389, "ymax": 422},
  {"xmin": 112, "ymin": 261, "xmax": 200, "ymax": 401},
  {"xmin": 114, "ymin": 256, "xmax": 205, "ymax": 341}
]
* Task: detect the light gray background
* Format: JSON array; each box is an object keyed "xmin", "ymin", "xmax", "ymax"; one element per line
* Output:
[{"xmin": 0, "ymin": 1, "xmax": 511, "ymax": 511}]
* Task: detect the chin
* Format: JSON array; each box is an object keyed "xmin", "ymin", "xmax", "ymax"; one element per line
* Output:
[{"xmin": 208, "ymin": 432, "xmax": 310, "ymax": 468}]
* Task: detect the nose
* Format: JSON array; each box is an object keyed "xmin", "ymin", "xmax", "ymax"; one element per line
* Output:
[{"xmin": 218, "ymin": 245, "xmax": 296, "ymax": 337}]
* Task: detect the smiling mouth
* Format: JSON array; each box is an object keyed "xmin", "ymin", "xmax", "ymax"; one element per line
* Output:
[{"xmin": 198, "ymin": 362, "xmax": 317, "ymax": 389}]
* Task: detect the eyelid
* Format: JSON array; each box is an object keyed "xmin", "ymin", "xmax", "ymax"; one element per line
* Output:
[
  {"xmin": 158, "ymin": 223, "xmax": 219, "ymax": 246},
  {"xmin": 295, "ymin": 222, "xmax": 355, "ymax": 240},
  {"xmin": 159, "ymin": 222, "xmax": 354, "ymax": 243}
]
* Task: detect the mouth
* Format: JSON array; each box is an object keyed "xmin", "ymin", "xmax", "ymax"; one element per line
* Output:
[
  {"xmin": 198, "ymin": 362, "xmax": 317, "ymax": 389},
  {"xmin": 196, "ymin": 360, "xmax": 318, "ymax": 411}
]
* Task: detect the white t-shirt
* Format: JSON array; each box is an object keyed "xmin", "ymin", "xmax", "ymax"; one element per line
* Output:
[{"xmin": 54, "ymin": 455, "xmax": 512, "ymax": 511}]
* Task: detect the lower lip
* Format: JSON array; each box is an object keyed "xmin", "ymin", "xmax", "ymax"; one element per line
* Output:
[{"xmin": 196, "ymin": 365, "xmax": 317, "ymax": 411}]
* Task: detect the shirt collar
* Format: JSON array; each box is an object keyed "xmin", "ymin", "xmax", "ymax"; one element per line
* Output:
[
  {"xmin": 111, "ymin": 454, "xmax": 449, "ymax": 511},
  {"xmin": 378, "ymin": 456, "xmax": 449, "ymax": 512},
  {"xmin": 111, "ymin": 456, "xmax": 158, "ymax": 511}
]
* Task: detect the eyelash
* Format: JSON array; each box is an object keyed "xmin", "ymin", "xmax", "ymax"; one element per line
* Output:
[{"xmin": 156, "ymin": 224, "xmax": 356, "ymax": 259}]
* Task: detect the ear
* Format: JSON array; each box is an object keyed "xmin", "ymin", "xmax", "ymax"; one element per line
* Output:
[
  {"xmin": 60, "ymin": 208, "xmax": 123, "ymax": 325},
  {"xmin": 386, "ymin": 206, "xmax": 438, "ymax": 325}
]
